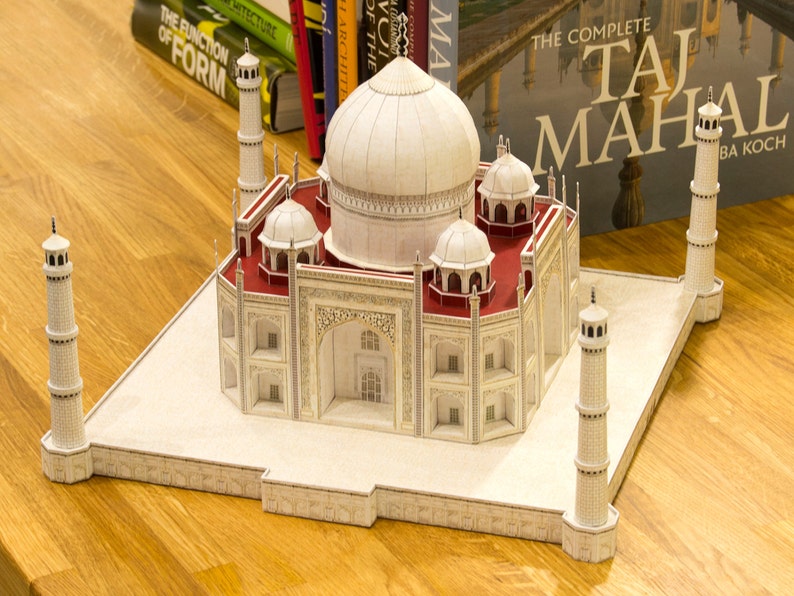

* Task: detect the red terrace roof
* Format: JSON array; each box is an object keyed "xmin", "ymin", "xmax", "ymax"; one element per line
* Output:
[{"xmin": 222, "ymin": 181, "xmax": 574, "ymax": 317}]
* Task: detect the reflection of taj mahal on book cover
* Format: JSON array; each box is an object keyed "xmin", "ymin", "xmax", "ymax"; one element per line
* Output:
[{"xmin": 456, "ymin": 0, "xmax": 791, "ymax": 234}]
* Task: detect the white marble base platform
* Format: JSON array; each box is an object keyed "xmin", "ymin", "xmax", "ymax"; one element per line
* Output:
[{"xmin": 76, "ymin": 268, "xmax": 696, "ymax": 544}]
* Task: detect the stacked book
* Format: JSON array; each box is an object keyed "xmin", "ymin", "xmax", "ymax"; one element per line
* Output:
[
  {"xmin": 131, "ymin": 0, "xmax": 304, "ymax": 135},
  {"xmin": 132, "ymin": 0, "xmax": 443, "ymax": 160}
]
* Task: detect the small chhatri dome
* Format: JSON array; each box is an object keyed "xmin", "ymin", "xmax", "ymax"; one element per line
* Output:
[
  {"xmin": 580, "ymin": 286, "xmax": 608, "ymax": 325},
  {"xmin": 430, "ymin": 218, "xmax": 494, "ymax": 270},
  {"xmin": 236, "ymin": 38, "xmax": 259, "ymax": 70},
  {"xmin": 479, "ymin": 142, "xmax": 540, "ymax": 202},
  {"xmin": 42, "ymin": 217, "xmax": 70, "ymax": 252},
  {"xmin": 259, "ymin": 197, "xmax": 322, "ymax": 250},
  {"xmin": 699, "ymin": 86, "xmax": 722, "ymax": 118}
]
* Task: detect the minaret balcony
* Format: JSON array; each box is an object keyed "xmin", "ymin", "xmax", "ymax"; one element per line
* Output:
[
  {"xmin": 575, "ymin": 401, "xmax": 610, "ymax": 417},
  {"xmin": 47, "ymin": 378, "xmax": 84, "ymax": 396},
  {"xmin": 573, "ymin": 456, "xmax": 610, "ymax": 474},
  {"xmin": 45, "ymin": 325, "xmax": 79, "ymax": 341}
]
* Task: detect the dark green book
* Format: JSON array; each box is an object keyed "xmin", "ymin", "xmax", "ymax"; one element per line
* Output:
[{"xmin": 132, "ymin": 0, "xmax": 303, "ymax": 133}]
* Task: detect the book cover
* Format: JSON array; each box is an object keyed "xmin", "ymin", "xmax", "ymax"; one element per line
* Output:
[
  {"xmin": 203, "ymin": 0, "xmax": 297, "ymax": 62},
  {"xmin": 427, "ymin": 0, "xmax": 458, "ymax": 90},
  {"xmin": 407, "ymin": 0, "xmax": 428, "ymax": 71},
  {"xmin": 337, "ymin": 0, "xmax": 359, "ymax": 100},
  {"xmin": 290, "ymin": 0, "xmax": 326, "ymax": 158},
  {"xmin": 322, "ymin": 0, "xmax": 339, "ymax": 124},
  {"xmin": 249, "ymin": 0, "xmax": 292, "ymax": 24},
  {"xmin": 457, "ymin": 0, "xmax": 793, "ymax": 235},
  {"xmin": 131, "ymin": 0, "xmax": 302, "ymax": 132},
  {"xmin": 362, "ymin": 0, "xmax": 390, "ymax": 80}
]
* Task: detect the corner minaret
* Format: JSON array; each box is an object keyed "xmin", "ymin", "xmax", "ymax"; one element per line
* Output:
[
  {"xmin": 236, "ymin": 38, "xmax": 267, "ymax": 212},
  {"xmin": 41, "ymin": 218, "xmax": 93, "ymax": 484},
  {"xmin": 683, "ymin": 87, "xmax": 724, "ymax": 322},
  {"xmin": 562, "ymin": 288, "xmax": 618, "ymax": 563}
]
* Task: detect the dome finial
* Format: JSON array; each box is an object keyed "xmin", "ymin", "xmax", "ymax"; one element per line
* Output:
[
  {"xmin": 396, "ymin": 13, "xmax": 409, "ymax": 57},
  {"xmin": 458, "ymin": 206, "xmax": 463, "ymax": 220},
  {"xmin": 707, "ymin": 85, "xmax": 713, "ymax": 103},
  {"xmin": 244, "ymin": 37, "xmax": 250, "ymax": 54},
  {"xmin": 591, "ymin": 285, "xmax": 596, "ymax": 305},
  {"xmin": 51, "ymin": 216, "xmax": 57, "ymax": 235}
]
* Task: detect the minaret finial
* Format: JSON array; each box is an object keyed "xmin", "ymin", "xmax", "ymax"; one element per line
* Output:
[
  {"xmin": 51, "ymin": 216, "xmax": 56, "ymax": 235},
  {"xmin": 707, "ymin": 85, "xmax": 713, "ymax": 103},
  {"xmin": 458, "ymin": 206, "xmax": 463, "ymax": 219},
  {"xmin": 244, "ymin": 37, "xmax": 250, "ymax": 54},
  {"xmin": 506, "ymin": 138, "xmax": 511, "ymax": 154},
  {"xmin": 591, "ymin": 285, "xmax": 597, "ymax": 305}
]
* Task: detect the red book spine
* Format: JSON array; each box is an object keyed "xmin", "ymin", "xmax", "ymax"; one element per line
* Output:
[
  {"xmin": 289, "ymin": 0, "xmax": 326, "ymax": 158},
  {"xmin": 407, "ymin": 0, "xmax": 428, "ymax": 71}
]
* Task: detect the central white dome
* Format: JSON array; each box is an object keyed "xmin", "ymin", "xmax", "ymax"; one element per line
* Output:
[
  {"xmin": 323, "ymin": 57, "xmax": 481, "ymax": 271},
  {"xmin": 325, "ymin": 57, "xmax": 480, "ymax": 198}
]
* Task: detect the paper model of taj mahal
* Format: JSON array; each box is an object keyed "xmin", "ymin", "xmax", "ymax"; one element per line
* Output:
[{"xmin": 40, "ymin": 41, "xmax": 724, "ymax": 562}]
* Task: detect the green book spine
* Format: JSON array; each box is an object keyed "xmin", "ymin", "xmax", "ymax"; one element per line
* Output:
[
  {"xmin": 201, "ymin": 0, "xmax": 297, "ymax": 63},
  {"xmin": 131, "ymin": 0, "xmax": 302, "ymax": 132}
]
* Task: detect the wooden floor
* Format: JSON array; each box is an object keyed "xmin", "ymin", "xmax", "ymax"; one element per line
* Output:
[{"xmin": 1, "ymin": 0, "xmax": 792, "ymax": 593}]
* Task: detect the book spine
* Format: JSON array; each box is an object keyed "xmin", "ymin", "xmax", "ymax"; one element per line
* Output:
[
  {"xmin": 203, "ymin": 0, "xmax": 297, "ymax": 63},
  {"xmin": 361, "ymin": 0, "xmax": 389, "ymax": 80},
  {"xmin": 131, "ymin": 0, "xmax": 297, "ymax": 132},
  {"xmin": 322, "ymin": 0, "xmax": 339, "ymax": 124},
  {"xmin": 427, "ymin": 0, "xmax": 457, "ymax": 91},
  {"xmin": 249, "ymin": 0, "xmax": 291, "ymax": 24},
  {"xmin": 213, "ymin": 23, "xmax": 302, "ymax": 132},
  {"xmin": 406, "ymin": 0, "xmax": 427, "ymax": 71},
  {"xmin": 337, "ymin": 0, "xmax": 358, "ymax": 100},
  {"xmin": 289, "ymin": 0, "xmax": 326, "ymax": 158}
]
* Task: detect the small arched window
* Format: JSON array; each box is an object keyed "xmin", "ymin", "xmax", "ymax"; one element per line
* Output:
[
  {"xmin": 361, "ymin": 330, "xmax": 379, "ymax": 351},
  {"xmin": 469, "ymin": 271, "xmax": 482, "ymax": 291},
  {"xmin": 495, "ymin": 203, "xmax": 508, "ymax": 223},
  {"xmin": 448, "ymin": 272, "xmax": 461, "ymax": 293},
  {"xmin": 360, "ymin": 371, "xmax": 382, "ymax": 402}
]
